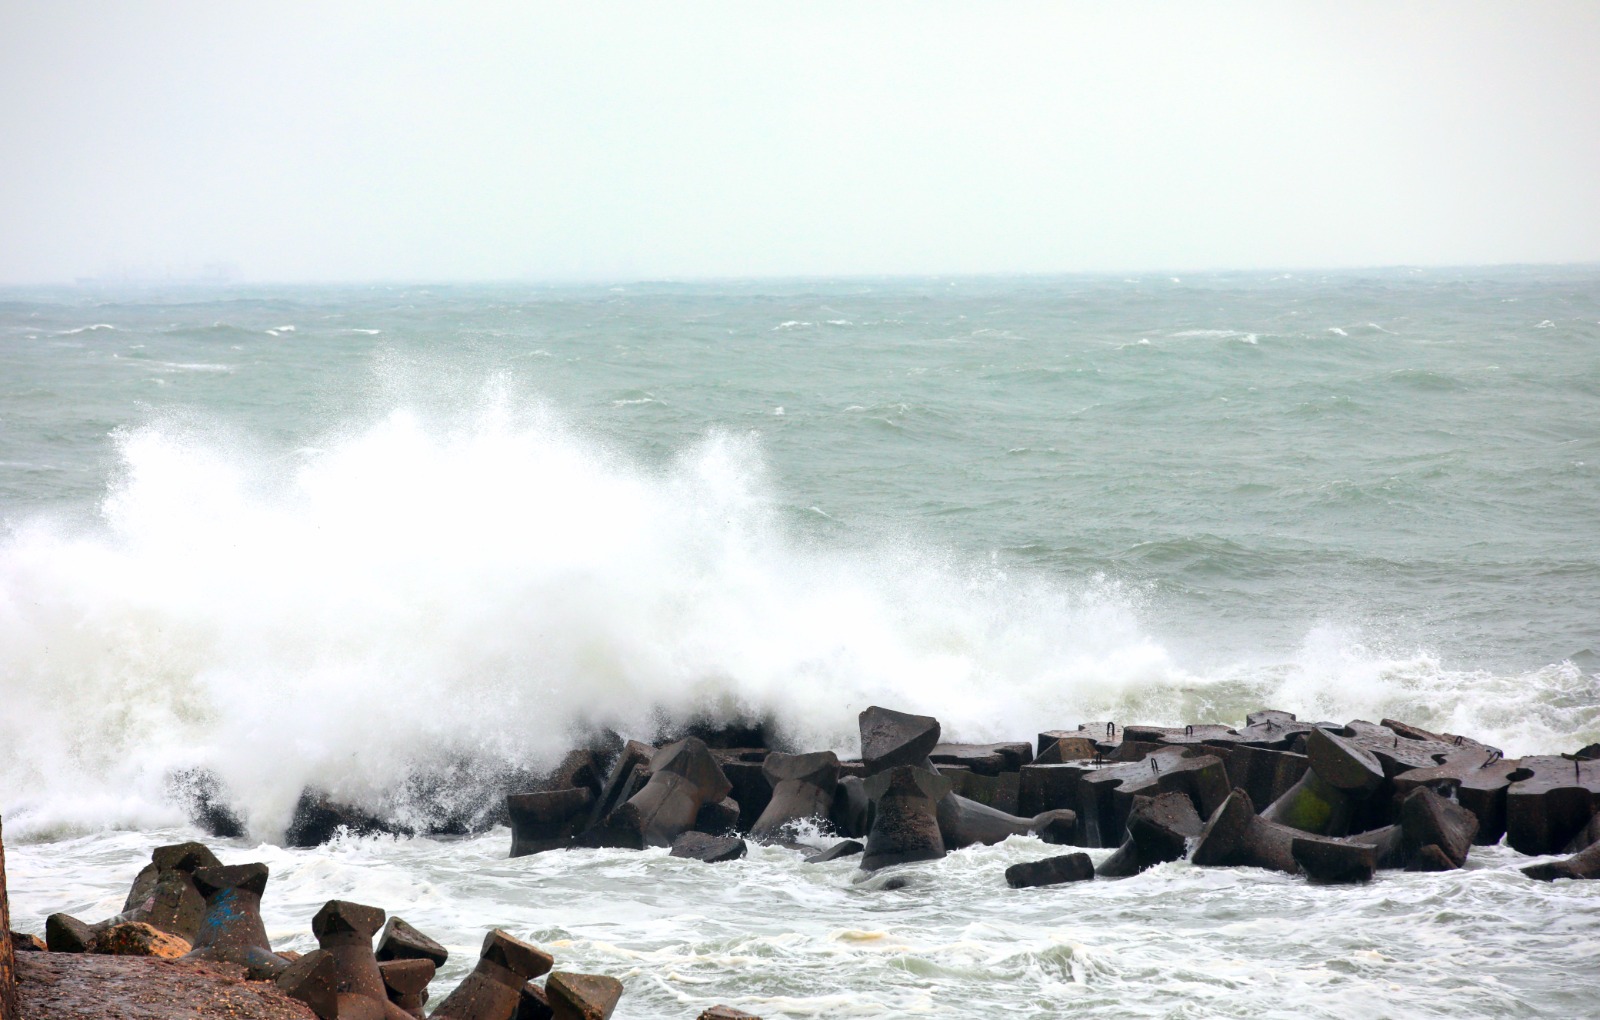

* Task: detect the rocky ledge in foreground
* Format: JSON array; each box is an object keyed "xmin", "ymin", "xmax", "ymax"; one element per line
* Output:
[{"xmin": 14, "ymin": 954, "xmax": 316, "ymax": 1020}]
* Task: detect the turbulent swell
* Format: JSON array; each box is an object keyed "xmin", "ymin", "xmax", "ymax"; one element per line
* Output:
[{"xmin": 0, "ymin": 391, "xmax": 1595, "ymax": 841}]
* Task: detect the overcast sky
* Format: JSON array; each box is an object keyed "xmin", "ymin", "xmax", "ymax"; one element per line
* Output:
[{"xmin": 2, "ymin": 2, "xmax": 1597, "ymax": 283}]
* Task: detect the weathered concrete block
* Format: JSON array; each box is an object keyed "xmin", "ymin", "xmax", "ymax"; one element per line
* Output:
[
  {"xmin": 1190, "ymin": 789, "xmax": 1299, "ymax": 874},
  {"xmin": 375, "ymin": 917, "xmax": 448, "ymax": 968},
  {"xmin": 861, "ymin": 766, "xmax": 950, "ymax": 871},
  {"xmin": 545, "ymin": 972, "xmax": 623, "ymax": 1020},
  {"xmin": 1004, "ymin": 853, "xmax": 1094, "ymax": 888},
  {"xmin": 1505, "ymin": 756, "xmax": 1600, "ymax": 856},
  {"xmin": 669, "ymin": 832, "xmax": 747, "ymax": 863},
  {"xmin": 508, "ymin": 788, "xmax": 596, "ymax": 858},
  {"xmin": 752, "ymin": 751, "xmax": 839, "ymax": 839},
  {"xmin": 182, "ymin": 863, "xmax": 287, "ymax": 980},
  {"xmin": 1096, "ymin": 791, "xmax": 1202, "ymax": 878},
  {"xmin": 859, "ymin": 707, "xmax": 941, "ymax": 775}
]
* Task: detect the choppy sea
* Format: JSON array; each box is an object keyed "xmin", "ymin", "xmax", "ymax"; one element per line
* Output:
[{"xmin": 2, "ymin": 268, "xmax": 1598, "ymax": 1017}]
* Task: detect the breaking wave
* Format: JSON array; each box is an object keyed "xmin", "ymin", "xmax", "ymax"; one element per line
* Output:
[{"xmin": 0, "ymin": 391, "xmax": 1593, "ymax": 840}]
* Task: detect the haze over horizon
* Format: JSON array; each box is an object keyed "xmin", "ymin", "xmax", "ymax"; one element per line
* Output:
[{"xmin": 3, "ymin": 2, "xmax": 1598, "ymax": 285}]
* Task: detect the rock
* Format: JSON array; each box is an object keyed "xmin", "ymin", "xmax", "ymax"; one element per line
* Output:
[
  {"xmin": 508, "ymin": 788, "xmax": 597, "ymax": 857},
  {"xmin": 830, "ymin": 776, "xmax": 873, "ymax": 837},
  {"xmin": 375, "ymin": 917, "xmax": 448, "ymax": 968},
  {"xmin": 277, "ymin": 950, "xmax": 341, "ymax": 1020},
  {"xmin": 1208, "ymin": 745, "xmax": 1309, "ymax": 816},
  {"xmin": 669, "ymin": 832, "xmax": 748, "ymax": 863},
  {"xmin": 693, "ymin": 797, "xmax": 741, "ymax": 835},
  {"xmin": 379, "ymin": 958, "xmax": 435, "ymax": 1018},
  {"xmin": 21, "ymin": 951, "xmax": 321, "ymax": 1020},
  {"xmin": 1096, "ymin": 791, "xmax": 1202, "ymax": 878},
  {"xmin": 286, "ymin": 791, "xmax": 411, "ymax": 848},
  {"xmin": 45, "ymin": 913, "xmax": 95, "ymax": 954},
  {"xmin": 609, "ymin": 738, "xmax": 733, "ymax": 847},
  {"xmin": 698, "ymin": 1007, "xmax": 762, "ymax": 1020},
  {"xmin": 929, "ymin": 743, "xmax": 1033, "ymax": 776},
  {"xmin": 805, "ymin": 840, "xmax": 865, "ymax": 863},
  {"xmin": 87, "ymin": 921, "xmax": 191, "ymax": 958},
  {"xmin": 1504, "ymin": 755, "xmax": 1600, "ymax": 856},
  {"xmin": 935, "ymin": 793, "xmax": 1075, "ymax": 849},
  {"xmin": 1004, "ymin": 853, "xmax": 1095, "ymax": 888},
  {"xmin": 1391, "ymin": 750, "xmax": 1522, "ymax": 845},
  {"xmin": 1522, "ymin": 838, "xmax": 1600, "ymax": 881},
  {"xmin": 858, "ymin": 706, "xmax": 941, "ymax": 775},
  {"xmin": 1, "ymin": 822, "xmax": 13, "ymax": 1020},
  {"xmin": 861, "ymin": 766, "xmax": 951, "ymax": 871},
  {"xmin": 1291, "ymin": 837, "xmax": 1377, "ymax": 884},
  {"xmin": 167, "ymin": 768, "xmax": 248, "ymax": 838},
  {"xmin": 183, "ymin": 862, "xmax": 288, "ymax": 980},
  {"xmin": 1398, "ymin": 787, "xmax": 1477, "ymax": 869},
  {"xmin": 430, "ymin": 930, "xmax": 553, "ymax": 1020},
  {"xmin": 544, "ymin": 971, "xmax": 623, "ymax": 1020},
  {"xmin": 1574, "ymin": 743, "xmax": 1600, "ymax": 762},
  {"xmin": 11, "ymin": 932, "xmax": 46, "ymax": 952},
  {"xmin": 751, "ymin": 751, "xmax": 840, "ymax": 839},
  {"xmin": 1190, "ymin": 788, "xmax": 1300, "ymax": 874}
]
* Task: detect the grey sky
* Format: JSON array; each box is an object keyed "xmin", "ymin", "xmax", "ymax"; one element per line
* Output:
[{"xmin": 2, "ymin": 2, "xmax": 1597, "ymax": 283}]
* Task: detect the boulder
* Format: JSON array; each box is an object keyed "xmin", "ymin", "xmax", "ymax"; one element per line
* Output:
[
  {"xmin": 375, "ymin": 917, "xmax": 448, "ymax": 968},
  {"xmin": 182, "ymin": 862, "xmax": 288, "ymax": 980},
  {"xmin": 858, "ymin": 707, "xmax": 941, "ymax": 775},
  {"xmin": 1190, "ymin": 789, "xmax": 1300, "ymax": 874},
  {"xmin": 11, "ymin": 932, "xmax": 46, "ymax": 953},
  {"xmin": 1398, "ymin": 787, "xmax": 1477, "ymax": 869},
  {"xmin": 545, "ymin": 972, "xmax": 623, "ymax": 1020},
  {"xmin": 1390, "ymin": 750, "xmax": 1522, "ymax": 845},
  {"xmin": 860, "ymin": 766, "xmax": 951, "ymax": 871},
  {"xmin": 669, "ymin": 832, "xmax": 748, "ymax": 863},
  {"xmin": 1504, "ymin": 755, "xmax": 1600, "ymax": 856},
  {"xmin": 1004, "ymin": 853, "xmax": 1094, "ymax": 888},
  {"xmin": 698, "ymin": 1008, "xmax": 762, "ymax": 1020},
  {"xmin": 609, "ymin": 738, "xmax": 732, "ymax": 847},
  {"xmin": 45, "ymin": 913, "xmax": 95, "ymax": 954},
  {"xmin": 751, "ymin": 751, "xmax": 840, "ymax": 839},
  {"xmin": 431, "ymin": 930, "xmax": 553, "ymax": 1020},
  {"xmin": 167, "ymin": 768, "xmax": 248, "ymax": 838},
  {"xmin": 1291, "ymin": 836, "xmax": 1378, "ymax": 884},
  {"xmin": 87, "ymin": 921, "xmax": 191, "ymax": 958},
  {"xmin": 934, "ymin": 794, "xmax": 1075, "ymax": 849},
  {"xmin": 1096, "ymin": 791, "xmax": 1202, "ymax": 878},
  {"xmin": 379, "ymin": 958, "xmax": 435, "ymax": 1018}
]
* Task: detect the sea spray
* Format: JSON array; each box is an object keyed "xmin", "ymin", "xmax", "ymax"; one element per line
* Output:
[{"xmin": 1, "ymin": 398, "xmax": 1595, "ymax": 841}]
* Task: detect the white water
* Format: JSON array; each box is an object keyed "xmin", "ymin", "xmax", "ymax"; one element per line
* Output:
[{"xmin": 1, "ymin": 396, "xmax": 1595, "ymax": 842}]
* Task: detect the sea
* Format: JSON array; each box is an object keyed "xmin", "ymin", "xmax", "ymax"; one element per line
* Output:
[{"xmin": 1, "ymin": 267, "xmax": 1598, "ymax": 1018}]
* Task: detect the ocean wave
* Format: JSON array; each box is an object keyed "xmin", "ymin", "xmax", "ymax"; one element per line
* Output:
[{"xmin": 0, "ymin": 394, "xmax": 1592, "ymax": 840}]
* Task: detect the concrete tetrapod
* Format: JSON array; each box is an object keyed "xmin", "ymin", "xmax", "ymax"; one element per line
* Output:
[
  {"xmin": 858, "ymin": 707, "xmax": 941, "ymax": 776},
  {"xmin": 935, "ymin": 793, "xmax": 1076, "ymax": 849},
  {"xmin": 1190, "ymin": 789, "xmax": 1300, "ymax": 874},
  {"xmin": 609, "ymin": 738, "xmax": 733, "ymax": 848},
  {"xmin": 110, "ymin": 841, "xmax": 220, "ymax": 944},
  {"xmin": 860, "ymin": 766, "xmax": 952, "ymax": 871},
  {"xmin": 1522, "ymin": 839, "xmax": 1600, "ymax": 881},
  {"xmin": 378, "ymin": 958, "xmax": 435, "ymax": 1018},
  {"xmin": 309, "ymin": 899, "xmax": 412, "ymax": 1020},
  {"xmin": 1005, "ymin": 853, "xmax": 1095, "ymax": 888},
  {"xmin": 750, "ymin": 751, "xmax": 839, "ymax": 840},
  {"xmin": 1097, "ymin": 791, "xmax": 1203, "ymax": 878},
  {"xmin": 182, "ymin": 863, "xmax": 288, "ymax": 979},
  {"xmin": 1392, "ymin": 750, "xmax": 1523, "ymax": 845},
  {"xmin": 1260, "ymin": 726, "xmax": 1386, "ymax": 836},
  {"xmin": 375, "ymin": 917, "xmax": 448, "ymax": 968},
  {"xmin": 431, "ymin": 930, "xmax": 554, "ymax": 1020},
  {"xmin": 1291, "ymin": 837, "xmax": 1379, "ymax": 884},
  {"xmin": 507, "ymin": 788, "xmax": 596, "ymax": 858},
  {"xmin": 1398, "ymin": 787, "xmax": 1478, "ymax": 870},
  {"xmin": 545, "ymin": 971, "xmax": 623, "ymax": 1020},
  {"xmin": 1504, "ymin": 756, "xmax": 1600, "ymax": 856}
]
